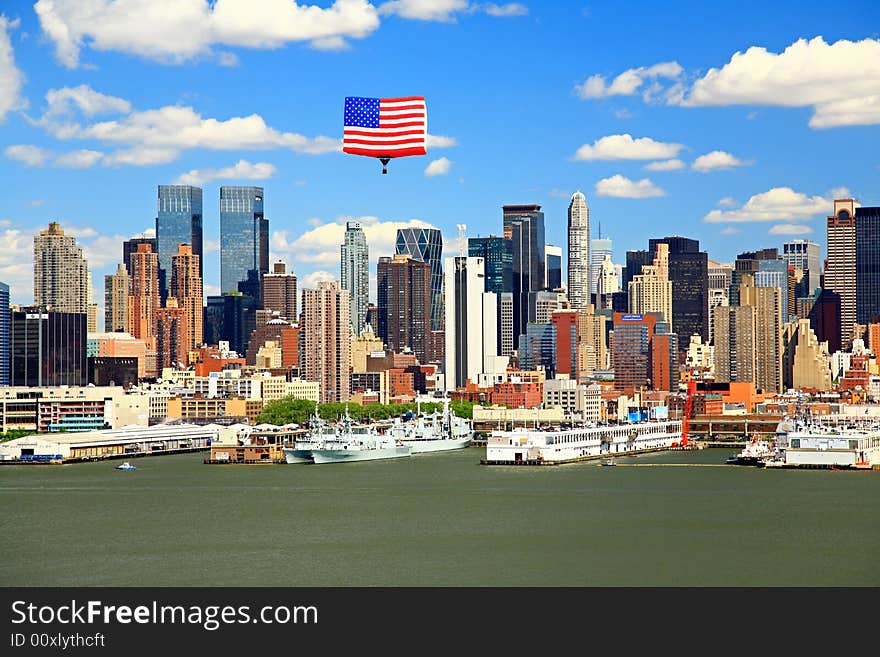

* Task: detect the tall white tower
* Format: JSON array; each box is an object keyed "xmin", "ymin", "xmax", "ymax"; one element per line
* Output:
[{"xmin": 567, "ymin": 191, "xmax": 590, "ymax": 310}]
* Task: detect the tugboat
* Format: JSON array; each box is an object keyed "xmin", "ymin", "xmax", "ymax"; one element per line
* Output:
[
  {"xmin": 727, "ymin": 433, "xmax": 776, "ymax": 466},
  {"xmin": 115, "ymin": 461, "xmax": 137, "ymax": 471}
]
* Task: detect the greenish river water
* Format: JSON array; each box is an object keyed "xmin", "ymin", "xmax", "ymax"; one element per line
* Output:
[{"xmin": 1, "ymin": 448, "xmax": 877, "ymax": 586}]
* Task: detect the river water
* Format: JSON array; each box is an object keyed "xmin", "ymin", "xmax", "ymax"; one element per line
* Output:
[{"xmin": 2, "ymin": 447, "xmax": 877, "ymax": 586}]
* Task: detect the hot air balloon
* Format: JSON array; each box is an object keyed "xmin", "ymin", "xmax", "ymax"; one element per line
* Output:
[{"xmin": 343, "ymin": 96, "xmax": 427, "ymax": 173}]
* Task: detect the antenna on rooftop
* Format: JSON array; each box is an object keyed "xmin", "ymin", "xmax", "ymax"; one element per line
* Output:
[{"xmin": 456, "ymin": 224, "xmax": 467, "ymax": 257}]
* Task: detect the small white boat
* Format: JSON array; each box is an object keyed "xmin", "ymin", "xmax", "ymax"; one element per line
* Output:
[
  {"xmin": 601, "ymin": 457, "xmax": 617, "ymax": 467},
  {"xmin": 115, "ymin": 461, "xmax": 137, "ymax": 471}
]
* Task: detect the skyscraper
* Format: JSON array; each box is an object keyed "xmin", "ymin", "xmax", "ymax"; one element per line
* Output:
[
  {"xmin": 377, "ymin": 254, "xmax": 432, "ymax": 363},
  {"xmin": 444, "ymin": 256, "xmax": 498, "ymax": 391},
  {"xmin": 220, "ymin": 186, "xmax": 268, "ymax": 297},
  {"xmin": 628, "ymin": 243, "xmax": 672, "ymax": 329},
  {"xmin": 713, "ymin": 305, "xmax": 756, "ymax": 386},
  {"xmin": 122, "ymin": 237, "xmax": 157, "ymax": 275},
  {"xmin": 33, "ymin": 221, "xmax": 89, "ymax": 314},
  {"xmin": 395, "ymin": 227, "xmax": 443, "ymax": 331},
  {"xmin": 261, "ymin": 261, "xmax": 298, "ymax": 321},
  {"xmin": 826, "ymin": 199, "xmax": 857, "ymax": 348},
  {"xmin": 0, "ymin": 281, "xmax": 9, "ymax": 385},
  {"xmin": 567, "ymin": 192, "xmax": 590, "ymax": 309},
  {"xmin": 128, "ymin": 243, "xmax": 160, "ymax": 349},
  {"xmin": 503, "ymin": 204, "xmax": 545, "ymax": 348},
  {"xmin": 341, "ymin": 221, "xmax": 369, "ymax": 336},
  {"xmin": 104, "ymin": 264, "xmax": 130, "ymax": 333},
  {"xmin": 855, "ymin": 205, "xmax": 880, "ymax": 325},
  {"xmin": 468, "ymin": 235, "xmax": 512, "ymax": 349},
  {"xmin": 590, "ymin": 237, "xmax": 612, "ymax": 296},
  {"xmin": 157, "ymin": 185, "xmax": 203, "ymax": 301},
  {"xmin": 155, "ymin": 299, "xmax": 188, "ymax": 371},
  {"xmin": 301, "ymin": 282, "xmax": 350, "ymax": 403},
  {"xmin": 648, "ymin": 236, "xmax": 709, "ymax": 346},
  {"xmin": 739, "ymin": 274, "xmax": 782, "ymax": 393},
  {"xmin": 171, "ymin": 243, "xmax": 203, "ymax": 351},
  {"xmin": 11, "ymin": 307, "xmax": 87, "ymax": 386},
  {"xmin": 782, "ymin": 239, "xmax": 821, "ymax": 295},
  {"xmin": 545, "ymin": 244, "xmax": 563, "ymax": 291},
  {"xmin": 611, "ymin": 312, "xmax": 657, "ymax": 394}
]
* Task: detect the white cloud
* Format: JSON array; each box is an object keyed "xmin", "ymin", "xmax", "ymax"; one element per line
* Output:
[
  {"xmin": 683, "ymin": 36, "xmax": 880, "ymax": 128},
  {"xmin": 54, "ymin": 149, "xmax": 104, "ymax": 168},
  {"xmin": 301, "ymin": 270, "xmax": 339, "ymax": 288},
  {"xmin": 5, "ymin": 144, "xmax": 51, "ymax": 166},
  {"xmin": 481, "ymin": 3, "xmax": 528, "ymax": 16},
  {"xmin": 691, "ymin": 150, "xmax": 749, "ymax": 172},
  {"xmin": 573, "ymin": 134, "xmax": 684, "ymax": 161},
  {"xmin": 704, "ymin": 187, "xmax": 830, "ymax": 223},
  {"xmin": 175, "ymin": 159, "xmax": 277, "ymax": 185},
  {"xmin": 595, "ymin": 174, "xmax": 665, "ymax": 198},
  {"xmin": 720, "ymin": 227, "xmax": 739, "ymax": 235},
  {"xmin": 769, "ymin": 224, "xmax": 814, "ymax": 235},
  {"xmin": 142, "ymin": 228, "xmax": 156, "ymax": 239},
  {"xmin": 424, "ymin": 156, "xmax": 452, "ymax": 177},
  {"xmin": 575, "ymin": 61, "xmax": 682, "ymax": 99},
  {"xmin": 717, "ymin": 197, "xmax": 737, "ymax": 208},
  {"xmin": 426, "ymin": 133, "xmax": 457, "ymax": 148},
  {"xmin": 644, "ymin": 158, "xmax": 684, "ymax": 171},
  {"xmin": 0, "ymin": 228, "xmax": 34, "ymax": 304},
  {"xmin": 378, "ymin": 0, "xmax": 469, "ymax": 21},
  {"xmin": 0, "ymin": 15, "xmax": 26, "ymax": 122},
  {"xmin": 35, "ymin": 0, "xmax": 382, "ymax": 68},
  {"xmin": 27, "ymin": 85, "xmax": 340, "ymax": 167}
]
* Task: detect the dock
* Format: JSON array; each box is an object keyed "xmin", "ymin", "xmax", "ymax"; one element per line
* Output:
[{"xmin": 481, "ymin": 445, "xmax": 671, "ymax": 466}]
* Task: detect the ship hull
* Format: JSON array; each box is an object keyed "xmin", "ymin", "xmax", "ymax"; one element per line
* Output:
[
  {"xmin": 311, "ymin": 446, "xmax": 411, "ymax": 464},
  {"xmin": 283, "ymin": 448, "xmax": 314, "ymax": 464},
  {"xmin": 403, "ymin": 437, "xmax": 472, "ymax": 453}
]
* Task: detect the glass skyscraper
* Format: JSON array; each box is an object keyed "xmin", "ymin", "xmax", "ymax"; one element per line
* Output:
[
  {"xmin": 341, "ymin": 221, "xmax": 369, "ymax": 336},
  {"xmin": 855, "ymin": 206, "xmax": 880, "ymax": 325},
  {"xmin": 10, "ymin": 308, "xmax": 87, "ymax": 386},
  {"xmin": 395, "ymin": 227, "xmax": 444, "ymax": 331},
  {"xmin": 503, "ymin": 204, "xmax": 545, "ymax": 349},
  {"xmin": 220, "ymin": 186, "xmax": 268, "ymax": 297},
  {"xmin": 469, "ymin": 236, "xmax": 512, "ymax": 351},
  {"xmin": 157, "ymin": 185, "xmax": 202, "ymax": 301}
]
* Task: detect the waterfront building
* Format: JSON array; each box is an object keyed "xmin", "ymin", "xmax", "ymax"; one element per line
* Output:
[
  {"xmin": 301, "ymin": 281, "xmax": 350, "ymax": 403},
  {"xmin": 648, "ymin": 236, "xmax": 709, "ymax": 346},
  {"xmin": 340, "ymin": 221, "xmax": 369, "ymax": 336},
  {"xmin": 377, "ymin": 254, "xmax": 432, "ymax": 364},
  {"xmin": 219, "ymin": 186, "xmax": 268, "ymax": 298},
  {"xmin": 567, "ymin": 192, "xmax": 590, "ymax": 309},
  {"xmin": 628, "ymin": 243, "xmax": 672, "ymax": 329},
  {"xmin": 33, "ymin": 221, "xmax": 89, "ymax": 314},
  {"xmin": 826, "ymin": 199, "xmax": 858, "ymax": 348},
  {"xmin": 444, "ymin": 256, "xmax": 501, "ymax": 391},
  {"xmin": 261, "ymin": 260, "xmax": 297, "ymax": 321},
  {"xmin": 171, "ymin": 243, "xmax": 203, "ymax": 351},
  {"xmin": 395, "ymin": 227, "xmax": 444, "ymax": 331},
  {"xmin": 545, "ymin": 244, "xmax": 563, "ymax": 291},
  {"xmin": 504, "ymin": 204, "xmax": 546, "ymax": 347},
  {"xmin": 157, "ymin": 185, "xmax": 203, "ymax": 301},
  {"xmin": 127, "ymin": 243, "xmax": 160, "ymax": 350},
  {"xmin": 104, "ymin": 264, "xmax": 130, "ymax": 333},
  {"xmin": 855, "ymin": 205, "xmax": 880, "ymax": 326},
  {"xmin": 0, "ymin": 281, "xmax": 9, "ymax": 386},
  {"xmin": 10, "ymin": 308, "xmax": 87, "ymax": 387},
  {"xmin": 611, "ymin": 312, "xmax": 657, "ymax": 394},
  {"xmin": 590, "ymin": 237, "xmax": 612, "ymax": 296}
]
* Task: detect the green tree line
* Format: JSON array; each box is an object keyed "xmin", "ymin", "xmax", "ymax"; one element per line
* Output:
[{"xmin": 256, "ymin": 397, "xmax": 476, "ymax": 426}]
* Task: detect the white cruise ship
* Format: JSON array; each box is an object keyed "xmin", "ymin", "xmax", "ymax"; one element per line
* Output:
[
  {"xmin": 483, "ymin": 420, "xmax": 682, "ymax": 465},
  {"xmin": 388, "ymin": 397, "xmax": 472, "ymax": 454}
]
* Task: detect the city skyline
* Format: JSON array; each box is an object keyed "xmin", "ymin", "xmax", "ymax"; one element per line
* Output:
[{"xmin": 1, "ymin": 1, "xmax": 878, "ymax": 315}]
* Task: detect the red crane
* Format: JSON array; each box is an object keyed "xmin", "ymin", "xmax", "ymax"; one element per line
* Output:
[{"xmin": 674, "ymin": 376, "xmax": 697, "ymax": 448}]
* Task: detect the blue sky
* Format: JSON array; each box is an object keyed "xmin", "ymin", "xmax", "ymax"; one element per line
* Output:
[{"xmin": 1, "ymin": 0, "xmax": 878, "ymax": 321}]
